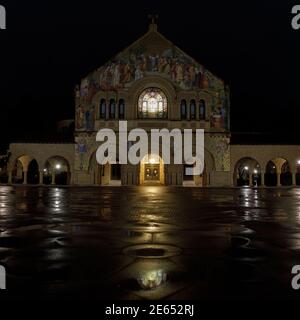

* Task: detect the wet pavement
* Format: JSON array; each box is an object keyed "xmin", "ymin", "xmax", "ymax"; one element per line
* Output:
[{"xmin": 1, "ymin": 185, "xmax": 300, "ymax": 300}]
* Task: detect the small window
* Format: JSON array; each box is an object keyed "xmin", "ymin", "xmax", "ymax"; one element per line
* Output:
[
  {"xmin": 181, "ymin": 99, "xmax": 187, "ymax": 120},
  {"xmin": 199, "ymin": 99, "xmax": 206, "ymax": 120},
  {"xmin": 190, "ymin": 99, "xmax": 196, "ymax": 120},
  {"xmin": 100, "ymin": 99, "xmax": 106, "ymax": 119},
  {"xmin": 109, "ymin": 99, "xmax": 116, "ymax": 119},
  {"xmin": 119, "ymin": 99, "xmax": 125, "ymax": 119}
]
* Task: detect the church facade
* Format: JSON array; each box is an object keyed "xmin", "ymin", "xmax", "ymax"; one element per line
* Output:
[
  {"xmin": 73, "ymin": 22, "xmax": 230, "ymax": 187},
  {"xmin": 5, "ymin": 23, "xmax": 300, "ymax": 187}
]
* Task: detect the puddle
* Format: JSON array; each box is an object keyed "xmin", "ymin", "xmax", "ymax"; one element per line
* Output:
[{"xmin": 123, "ymin": 244, "xmax": 181, "ymax": 258}]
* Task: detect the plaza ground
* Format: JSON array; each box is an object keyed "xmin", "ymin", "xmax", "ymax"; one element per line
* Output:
[{"xmin": 0, "ymin": 185, "xmax": 300, "ymax": 300}]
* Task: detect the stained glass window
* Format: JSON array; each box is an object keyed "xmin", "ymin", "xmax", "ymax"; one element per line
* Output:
[{"xmin": 138, "ymin": 88, "xmax": 167, "ymax": 119}]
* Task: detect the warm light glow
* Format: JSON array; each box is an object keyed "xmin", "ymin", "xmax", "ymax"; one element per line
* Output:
[
  {"xmin": 55, "ymin": 164, "xmax": 61, "ymax": 170},
  {"xmin": 144, "ymin": 154, "xmax": 160, "ymax": 164},
  {"xmin": 253, "ymin": 169, "xmax": 258, "ymax": 174},
  {"xmin": 297, "ymin": 160, "xmax": 300, "ymax": 165},
  {"xmin": 149, "ymin": 157, "xmax": 156, "ymax": 164},
  {"xmin": 43, "ymin": 168, "xmax": 47, "ymax": 172},
  {"xmin": 244, "ymin": 166, "xmax": 249, "ymax": 170},
  {"xmin": 137, "ymin": 269, "xmax": 167, "ymax": 290}
]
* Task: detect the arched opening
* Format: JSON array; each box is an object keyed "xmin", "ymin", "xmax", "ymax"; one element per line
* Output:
[
  {"xmin": 265, "ymin": 158, "xmax": 291, "ymax": 186},
  {"xmin": 265, "ymin": 161, "xmax": 277, "ymax": 186},
  {"xmin": 281, "ymin": 161, "xmax": 292, "ymax": 186},
  {"xmin": 27, "ymin": 159, "xmax": 39, "ymax": 184},
  {"xmin": 109, "ymin": 99, "xmax": 116, "ymax": 119},
  {"xmin": 140, "ymin": 154, "xmax": 164, "ymax": 185},
  {"xmin": 100, "ymin": 98, "xmax": 106, "ymax": 119},
  {"xmin": 190, "ymin": 99, "xmax": 196, "ymax": 120},
  {"xmin": 180, "ymin": 99, "xmax": 187, "ymax": 120},
  {"xmin": 119, "ymin": 99, "xmax": 125, "ymax": 119},
  {"xmin": 234, "ymin": 157, "xmax": 261, "ymax": 187},
  {"xmin": 44, "ymin": 156, "xmax": 71, "ymax": 185},
  {"xmin": 11, "ymin": 155, "xmax": 36, "ymax": 184},
  {"xmin": 199, "ymin": 99, "xmax": 206, "ymax": 120}
]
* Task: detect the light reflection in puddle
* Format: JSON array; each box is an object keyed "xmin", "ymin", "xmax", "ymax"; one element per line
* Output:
[{"xmin": 137, "ymin": 269, "xmax": 167, "ymax": 290}]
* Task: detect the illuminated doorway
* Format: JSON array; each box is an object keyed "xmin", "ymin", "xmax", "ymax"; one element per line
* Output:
[{"xmin": 140, "ymin": 154, "xmax": 164, "ymax": 185}]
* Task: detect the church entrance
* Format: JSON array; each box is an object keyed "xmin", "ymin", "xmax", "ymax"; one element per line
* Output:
[
  {"xmin": 140, "ymin": 154, "xmax": 164, "ymax": 185},
  {"xmin": 144, "ymin": 164, "xmax": 160, "ymax": 181}
]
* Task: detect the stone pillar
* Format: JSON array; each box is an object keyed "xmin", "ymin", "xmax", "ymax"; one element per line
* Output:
[
  {"xmin": 261, "ymin": 171, "xmax": 265, "ymax": 187},
  {"xmin": 106, "ymin": 103, "xmax": 109, "ymax": 120},
  {"xmin": 292, "ymin": 172, "xmax": 296, "ymax": 186},
  {"xmin": 8, "ymin": 170, "xmax": 12, "ymax": 184},
  {"xmin": 51, "ymin": 171, "xmax": 56, "ymax": 185},
  {"xmin": 115, "ymin": 102, "xmax": 119, "ymax": 120},
  {"xmin": 39, "ymin": 170, "xmax": 44, "ymax": 185},
  {"xmin": 23, "ymin": 171, "xmax": 28, "ymax": 185},
  {"xmin": 277, "ymin": 173, "xmax": 281, "ymax": 187},
  {"xmin": 249, "ymin": 174, "xmax": 253, "ymax": 187}
]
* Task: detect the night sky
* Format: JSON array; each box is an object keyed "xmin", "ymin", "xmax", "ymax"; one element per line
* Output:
[{"xmin": 0, "ymin": 0, "xmax": 299, "ymax": 152}]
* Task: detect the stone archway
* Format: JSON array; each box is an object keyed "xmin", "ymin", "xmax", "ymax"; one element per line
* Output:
[
  {"xmin": 11, "ymin": 155, "xmax": 38, "ymax": 184},
  {"xmin": 234, "ymin": 157, "xmax": 261, "ymax": 187},
  {"xmin": 44, "ymin": 156, "xmax": 71, "ymax": 185},
  {"xmin": 265, "ymin": 157, "xmax": 291, "ymax": 187}
]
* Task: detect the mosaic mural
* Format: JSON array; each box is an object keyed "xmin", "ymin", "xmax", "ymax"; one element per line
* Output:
[
  {"xmin": 75, "ymin": 31, "xmax": 230, "ymax": 131},
  {"xmin": 206, "ymin": 135, "xmax": 230, "ymax": 171},
  {"xmin": 79, "ymin": 46, "xmax": 224, "ymax": 94}
]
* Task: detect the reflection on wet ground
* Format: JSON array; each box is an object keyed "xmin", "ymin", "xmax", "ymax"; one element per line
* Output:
[{"xmin": 1, "ymin": 186, "xmax": 300, "ymax": 300}]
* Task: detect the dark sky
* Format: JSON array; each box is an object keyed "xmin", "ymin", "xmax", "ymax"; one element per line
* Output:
[{"xmin": 0, "ymin": 0, "xmax": 299, "ymax": 152}]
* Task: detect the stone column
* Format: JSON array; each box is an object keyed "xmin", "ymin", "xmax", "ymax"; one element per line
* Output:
[
  {"xmin": 292, "ymin": 172, "xmax": 297, "ymax": 186},
  {"xmin": 187, "ymin": 103, "xmax": 190, "ymax": 120},
  {"xmin": 23, "ymin": 171, "xmax": 28, "ymax": 185},
  {"xmin": 261, "ymin": 171, "xmax": 265, "ymax": 187},
  {"xmin": 8, "ymin": 170, "xmax": 12, "ymax": 184},
  {"xmin": 39, "ymin": 170, "xmax": 44, "ymax": 185},
  {"xmin": 249, "ymin": 174, "xmax": 253, "ymax": 187},
  {"xmin": 51, "ymin": 171, "xmax": 56, "ymax": 185},
  {"xmin": 115, "ymin": 102, "xmax": 119, "ymax": 120},
  {"xmin": 277, "ymin": 173, "xmax": 281, "ymax": 187},
  {"xmin": 106, "ymin": 103, "xmax": 109, "ymax": 120}
]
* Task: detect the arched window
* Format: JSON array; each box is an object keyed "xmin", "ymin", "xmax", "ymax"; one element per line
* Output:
[
  {"xmin": 181, "ymin": 99, "xmax": 187, "ymax": 120},
  {"xmin": 119, "ymin": 99, "xmax": 125, "ymax": 119},
  {"xmin": 109, "ymin": 99, "xmax": 116, "ymax": 119},
  {"xmin": 138, "ymin": 88, "xmax": 167, "ymax": 119},
  {"xmin": 190, "ymin": 99, "xmax": 196, "ymax": 120},
  {"xmin": 199, "ymin": 99, "xmax": 206, "ymax": 120},
  {"xmin": 100, "ymin": 99, "xmax": 106, "ymax": 119}
]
